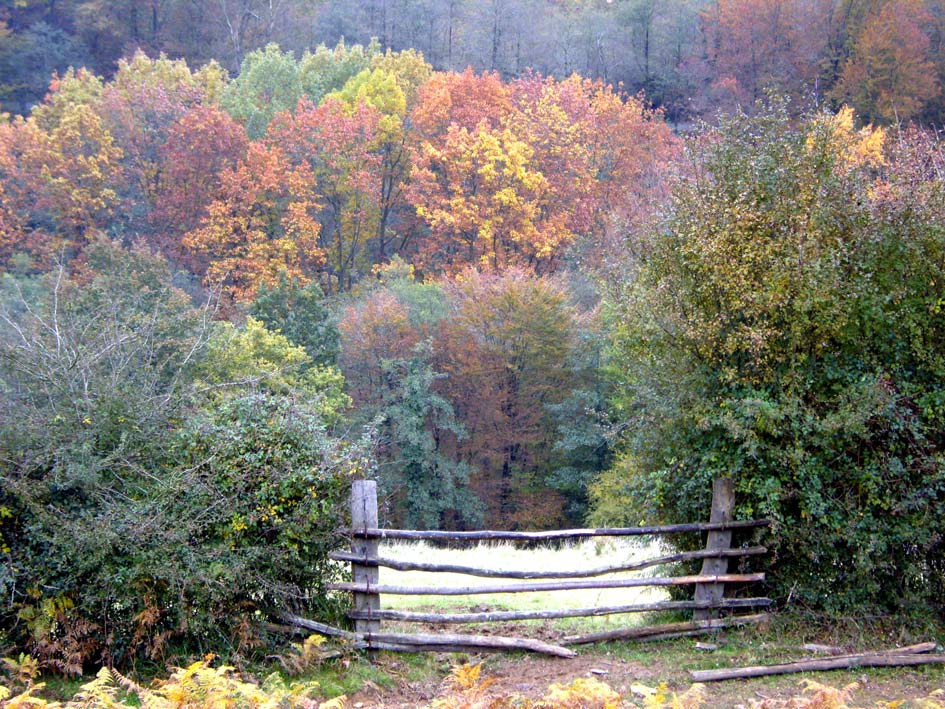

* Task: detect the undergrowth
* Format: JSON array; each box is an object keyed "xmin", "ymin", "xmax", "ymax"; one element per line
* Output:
[{"xmin": 0, "ymin": 652, "xmax": 344, "ymax": 709}]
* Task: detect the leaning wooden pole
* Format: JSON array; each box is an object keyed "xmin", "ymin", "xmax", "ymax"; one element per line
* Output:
[
  {"xmin": 690, "ymin": 649, "xmax": 945, "ymax": 682},
  {"xmin": 350, "ymin": 480, "xmax": 380, "ymax": 649},
  {"xmin": 693, "ymin": 477, "xmax": 735, "ymax": 621},
  {"xmin": 279, "ymin": 613, "xmax": 576, "ymax": 658}
]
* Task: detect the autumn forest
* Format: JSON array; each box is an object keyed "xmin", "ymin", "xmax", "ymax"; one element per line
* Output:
[{"xmin": 2, "ymin": 0, "xmax": 945, "ymax": 670}]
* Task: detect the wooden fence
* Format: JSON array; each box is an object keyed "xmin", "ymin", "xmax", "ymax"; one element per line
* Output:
[{"xmin": 283, "ymin": 478, "xmax": 771, "ymax": 657}]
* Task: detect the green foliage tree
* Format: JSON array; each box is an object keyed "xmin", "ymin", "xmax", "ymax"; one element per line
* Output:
[
  {"xmin": 594, "ymin": 101, "xmax": 945, "ymax": 614},
  {"xmin": 249, "ymin": 273, "xmax": 340, "ymax": 366},
  {"xmin": 376, "ymin": 343, "xmax": 481, "ymax": 529},
  {"xmin": 221, "ymin": 39, "xmax": 378, "ymax": 139},
  {"xmin": 297, "ymin": 37, "xmax": 380, "ymax": 103},
  {"xmin": 221, "ymin": 43, "xmax": 301, "ymax": 138},
  {"xmin": 338, "ymin": 260, "xmax": 480, "ymax": 529}
]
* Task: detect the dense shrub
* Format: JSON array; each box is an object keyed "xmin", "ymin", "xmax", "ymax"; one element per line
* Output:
[
  {"xmin": 594, "ymin": 103, "xmax": 945, "ymax": 615},
  {"xmin": 0, "ymin": 241, "xmax": 364, "ymax": 669}
]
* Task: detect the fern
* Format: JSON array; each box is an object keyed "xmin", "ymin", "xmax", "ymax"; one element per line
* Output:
[
  {"xmin": 2, "ymin": 682, "xmax": 59, "ymax": 709},
  {"xmin": 431, "ymin": 662, "xmax": 499, "ymax": 709},
  {"xmin": 631, "ymin": 681, "xmax": 706, "ymax": 709},
  {"xmin": 538, "ymin": 677, "xmax": 623, "ymax": 708},
  {"xmin": 317, "ymin": 697, "xmax": 348, "ymax": 709},
  {"xmin": 449, "ymin": 663, "xmax": 484, "ymax": 691},
  {"xmin": 3, "ymin": 653, "xmax": 42, "ymax": 686},
  {"xmin": 275, "ymin": 634, "xmax": 328, "ymax": 676},
  {"xmin": 71, "ymin": 667, "xmax": 124, "ymax": 709}
]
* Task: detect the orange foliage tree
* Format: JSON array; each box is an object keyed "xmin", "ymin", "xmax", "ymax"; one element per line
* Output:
[
  {"xmin": 407, "ymin": 123, "xmax": 568, "ymax": 273},
  {"xmin": 183, "ymin": 142, "xmax": 324, "ymax": 302},
  {"xmin": 832, "ymin": 0, "xmax": 940, "ymax": 123},
  {"xmin": 408, "ymin": 70, "xmax": 678, "ymax": 275},
  {"xmin": 99, "ymin": 52, "xmax": 226, "ymax": 227},
  {"xmin": 410, "ymin": 68, "xmax": 512, "ymax": 140},
  {"xmin": 338, "ymin": 287, "xmax": 424, "ymax": 405},
  {"xmin": 435, "ymin": 268, "xmax": 592, "ymax": 527},
  {"xmin": 5, "ymin": 72, "xmax": 123, "ymax": 265},
  {"xmin": 509, "ymin": 73, "xmax": 679, "ymax": 240},
  {"xmin": 691, "ymin": 0, "xmax": 832, "ymax": 110}
]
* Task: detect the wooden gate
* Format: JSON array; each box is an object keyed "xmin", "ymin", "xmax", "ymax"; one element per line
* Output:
[{"xmin": 283, "ymin": 478, "xmax": 771, "ymax": 657}]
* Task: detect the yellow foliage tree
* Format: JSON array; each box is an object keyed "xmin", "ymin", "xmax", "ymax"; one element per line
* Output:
[{"xmin": 408, "ymin": 123, "xmax": 568, "ymax": 273}]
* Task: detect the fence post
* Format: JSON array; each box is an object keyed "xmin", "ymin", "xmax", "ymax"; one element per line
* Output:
[
  {"xmin": 693, "ymin": 477, "xmax": 735, "ymax": 621},
  {"xmin": 351, "ymin": 479, "xmax": 380, "ymax": 647}
]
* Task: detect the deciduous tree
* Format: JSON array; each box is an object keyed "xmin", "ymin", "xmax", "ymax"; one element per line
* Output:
[
  {"xmin": 436, "ymin": 268, "xmax": 592, "ymax": 527},
  {"xmin": 152, "ymin": 104, "xmax": 249, "ymax": 272},
  {"xmin": 182, "ymin": 142, "xmax": 324, "ymax": 302},
  {"xmin": 408, "ymin": 123, "xmax": 568, "ymax": 273},
  {"xmin": 594, "ymin": 102, "xmax": 945, "ymax": 612},
  {"xmin": 268, "ymin": 97, "xmax": 382, "ymax": 291},
  {"xmin": 832, "ymin": 0, "xmax": 940, "ymax": 123}
]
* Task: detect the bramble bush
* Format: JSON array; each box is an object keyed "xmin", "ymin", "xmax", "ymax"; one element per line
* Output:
[
  {"xmin": 594, "ymin": 102, "xmax": 945, "ymax": 616},
  {"xmin": 0, "ymin": 241, "xmax": 366, "ymax": 670}
]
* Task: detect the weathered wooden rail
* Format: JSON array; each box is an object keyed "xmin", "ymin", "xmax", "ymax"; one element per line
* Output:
[{"xmin": 285, "ymin": 478, "xmax": 771, "ymax": 657}]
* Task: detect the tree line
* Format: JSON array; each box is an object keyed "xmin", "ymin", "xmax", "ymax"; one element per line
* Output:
[{"xmin": 2, "ymin": 0, "xmax": 944, "ymax": 125}]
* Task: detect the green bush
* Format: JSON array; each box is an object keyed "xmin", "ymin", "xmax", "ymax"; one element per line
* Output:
[
  {"xmin": 0, "ymin": 241, "xmax": 365, "ymax": 669},
  {"xmin": 594, "ymin": 103, "xmax": 945, "ymax": 615}
]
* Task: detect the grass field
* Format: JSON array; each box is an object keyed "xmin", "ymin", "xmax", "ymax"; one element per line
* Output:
[{"xmin": 374, "ymin": 538, "xmax": 673, "ymax": 635}]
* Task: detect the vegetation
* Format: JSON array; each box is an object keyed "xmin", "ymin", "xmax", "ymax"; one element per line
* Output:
[
  {"xmin": 0, "ymin": 241, "xmax": 362, "ymax": 668},
  {"xmin": 4, "ymin": 0, "xmax": 945, "ymax": 128},
  {"xmin": 2, "ymin": 0, "xmax": 945, "ymax": 683}
]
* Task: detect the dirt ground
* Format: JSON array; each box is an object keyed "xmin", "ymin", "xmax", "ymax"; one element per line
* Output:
[{"xmin": 346, "ymin": 648, "xmax": 945, "ymax": 708}]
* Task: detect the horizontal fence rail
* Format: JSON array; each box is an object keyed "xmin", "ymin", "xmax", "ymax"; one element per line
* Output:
[
  {"xmin": 329, "ymin": 545, "xmax": 766, "ymax": 579},
  {"xmin": 328, "ymin": 573, "xmax": 766, "ymax": 596},
  {"xmin": 344, "ymin": 519, "xmax": 770, "ymax": 541},
  {"xmin": 346, "ymin": 597, "xmax": 773, "ymax": 624}
]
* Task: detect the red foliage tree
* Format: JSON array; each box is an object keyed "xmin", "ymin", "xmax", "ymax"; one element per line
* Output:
[
  {"xmin": 267, "ymin": 97, "xmax": 383, "ymax": 292},
  {"xmin": 435, "ymin": 268, "xmax": 586, "ymax": 527},
  {"xmin": 410, "ymin": 67, "xmax": 512, "ymax": 141},
  {"xmin": 152, "ymin": 104, "xmax": 249, "ymax": 273}
]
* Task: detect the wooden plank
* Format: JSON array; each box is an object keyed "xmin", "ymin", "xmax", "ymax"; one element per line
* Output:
[
  {"xmin": 364, "ymin": 632, "xmax": 576, "ymax": 658},
  {"xmin": 373, "ymin": 643, "xmax": 544, "ymax": 654},
  {"xmin": 277, "ymin": 613, "xmax": 575, "ymax": 658},
  {"xmin": 351, "ymin": 480, "xmax": 380, "ymax": 640},
  {"xmin": 694, "ymin": 477, "xmax": 735, "ymax": 621},
  {"xmin": 266, "ymin": 621, "xmax": 481, "ymax": 655},
  {"xmin": 344, "ymin": 519, "xmax": 770, "ymax": 541},
  {"xmin": 347, "ymin": 597, "xmax": 772, "ymax": 623},
  {"xmin": 562, "ymin": 613, "xmax": 769, "ymax": 646},
  {"xmin": 329, "ymin": 546, "xmax": 768, "ymax": 579},
  {"xmin": 328, "ymin": 572, "xmax": 765, "ymax": 595},
  {"xmin": 690, "ymin": 652, "xmax": 945, "ymax": 682},
  {"xmin": 278, "ymin": 613, "xmax": 358, "ymax": 640}
]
